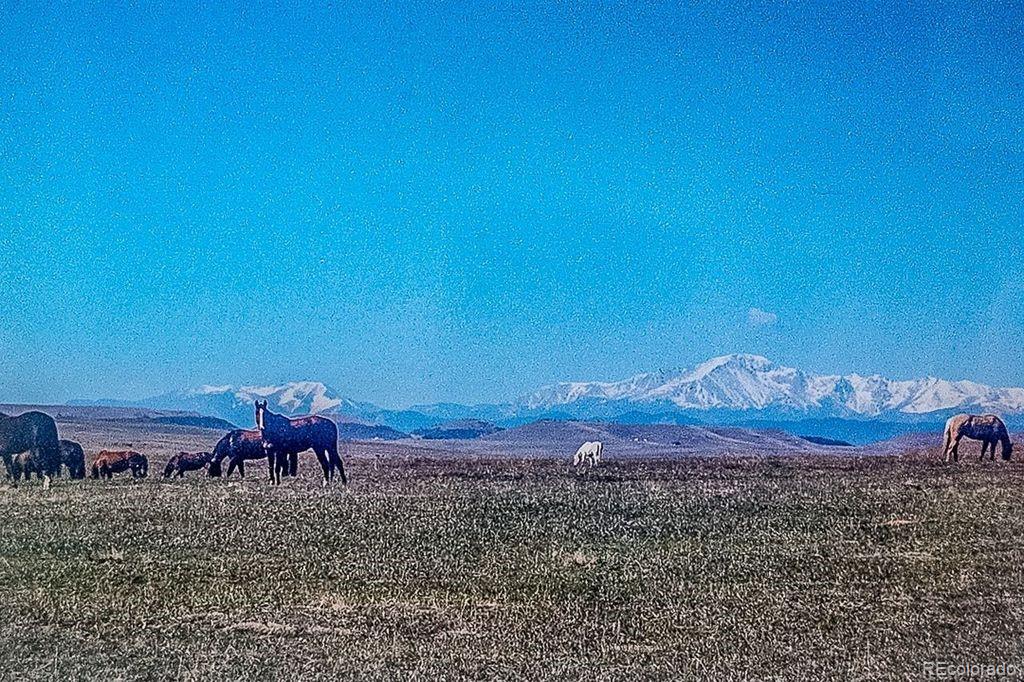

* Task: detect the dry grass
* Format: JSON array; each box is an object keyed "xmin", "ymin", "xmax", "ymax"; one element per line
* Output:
[{"xmin": 2, "ymin": 449, "xmax": 1024, "ymax": 680}]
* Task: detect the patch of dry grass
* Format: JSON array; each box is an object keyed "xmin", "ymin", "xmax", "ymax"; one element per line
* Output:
[{"xmin": 1, "ymin": 452, "xmax": 1024, "ymax": 680}]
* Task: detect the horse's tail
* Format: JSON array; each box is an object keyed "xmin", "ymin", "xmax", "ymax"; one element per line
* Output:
[{"xmin": 942, "ymin": 419, "xmax": 955, "ymax": 456}]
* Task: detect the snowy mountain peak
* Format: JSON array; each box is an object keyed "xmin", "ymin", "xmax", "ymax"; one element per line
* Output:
[
  {"xmin": 518, "ymin": 355, "xmax": 1024, "ymax": 418},
  {"xmin": 141, "ymin": 381, "xmax": 355, "ymax": 428},
  {"xmin": 693, "ymin": 354, "xmax": 774, "ymax": 376},
  {"xmin": 243, "ymin": 381, "xmax": 342, "ymax": 414}
]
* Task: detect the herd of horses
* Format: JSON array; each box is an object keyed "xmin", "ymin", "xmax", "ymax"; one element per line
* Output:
[
  {"xmin": 0, "ymin": 401, "xmax": 347, "ymax": 486},
  {"xmin": 0, "ymin": 405, "xmax": 1015, "ymax": 486}
]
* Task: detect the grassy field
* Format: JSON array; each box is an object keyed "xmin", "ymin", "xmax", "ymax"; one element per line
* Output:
[{"xmin": 2, "ymin": 449, "xmax": 1024, "ymax": 680}]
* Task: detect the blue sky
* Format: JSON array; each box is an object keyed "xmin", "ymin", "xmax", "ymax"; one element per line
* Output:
[{"xmin": 1, "ymin": 2, "xmax": 1021, "ymax": 407}]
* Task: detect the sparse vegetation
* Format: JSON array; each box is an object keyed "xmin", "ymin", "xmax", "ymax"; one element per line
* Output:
[{"xmin": 3, "ymin": 447, "xmax": 1024, "ymax": 680}]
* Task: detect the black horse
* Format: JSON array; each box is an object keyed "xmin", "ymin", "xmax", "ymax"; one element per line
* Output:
[
  {"xmin": 59, "ymin": 440, "xmax": 87, "ymax": 479},
  {"xmin": 208, "ymin": 429, "xmax": 287, "ymax": 484},
  {"xmin": 255, "ymin": 400, "xmax": 346, "ymax": 484},
  {"xmin": 0, "ymin": 411, "xmax": 61, "ymax": 484}
]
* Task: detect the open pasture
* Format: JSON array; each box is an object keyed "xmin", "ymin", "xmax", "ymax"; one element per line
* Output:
[{"xmin": 2, "ymin": 421, "xmax": 1024, "ymax": 680}]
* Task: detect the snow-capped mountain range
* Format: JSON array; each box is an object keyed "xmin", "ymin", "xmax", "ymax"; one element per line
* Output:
[
  {"xmin": 71, "ymin": 355, "xmax": 1024, "ymax": 442},
  {"xmin": 119, "ymin": 381, "xmax": 381, "ymax": 430},
  {"xmin": 518, "ymin": 354, "xmax": 1024, "ymax": 418}
]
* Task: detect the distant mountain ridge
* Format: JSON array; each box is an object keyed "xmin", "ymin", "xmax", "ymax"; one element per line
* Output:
[
  {"xmin": 68, "ymin": 355, "xmax": 1024, "ymax": 444},
  {"xmin": 518, "ymin": 354, "xmax": 1024, "ymax": 419}
]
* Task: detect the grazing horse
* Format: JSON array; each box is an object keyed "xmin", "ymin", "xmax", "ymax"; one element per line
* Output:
[
  {"xmin": 92, "ymin": 451, "xmax": 149, "ymax": 479},
  {"xmin": 942, "ymin": 414, "xmax": 1013, "ymax": 463},
  {"xmin": 573, "ymin": 441, "xmax": 603, "ymax": 467},
  {"xmin": 208, "ymin": 429, "xmax": 285, "ymax": 484},
  {"xmin": 163, "ymin": 451, "xmax": 214, "ymax": 478},
  {"xmin": 10, "ymin": 452, "xmax": 41, "ymax": 482},
  {"xmin": 255, "ymin": 400, "xmax": 347, "ymax": 484},
  {"xmin": 0, "ymin": 411, "xmax": 62, "ymax": 485},
  {"xmin": 13, "ymin": 439, "xmax": 87, "ymax": 481},
  {"xmin": 59, "ymin": 440, "xmax": 87, "ymax": 480}
]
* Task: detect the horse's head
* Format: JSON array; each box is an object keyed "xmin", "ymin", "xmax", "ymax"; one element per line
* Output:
[
  {"xmin": 209, "ymin": 435, "xmax": 232, "ymax": 476},
  {"xmin": 255, "ymin": 400, "xmax": 269, "ymax": 430},
  {"xmin": 1003, "ymin": 440, "xmax": 1014, "ymax": 461}
]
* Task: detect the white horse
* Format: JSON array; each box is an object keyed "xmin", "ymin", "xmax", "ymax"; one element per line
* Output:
[{"xmin": 573, "ymin": 441, "xmax": 603, "ymax": 467}]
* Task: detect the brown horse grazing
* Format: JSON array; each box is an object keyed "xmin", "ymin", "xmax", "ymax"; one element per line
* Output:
[
  {"xmin": 60, "ymin": 440, "xmax": 87, "ymax": 479},
  {"xmin": 163, "ymin": 451, "xmax": 214, "ymax": 478},
  {"xmin": 208, "ymin": 429, "xmax": 285, "ymax": 484},
  {"xmin": 0, "ymin": 411, "xmax": 62, "ymax": 484},
  {"xmin": 255, "ymin": 400, "xmax": 346, "ymax": 484},
  {"xmin": 942, "ymin": 414, "xmax": 1013, "ymax": 463},
  {"xmin": 91, "ymin": 451, "xmax": 149, "ymax": 479}
]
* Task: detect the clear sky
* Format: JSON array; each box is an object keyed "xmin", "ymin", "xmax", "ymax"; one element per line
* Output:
[{"xmin": 1, "ymin": 2, "xmax": 1021, "ymax": 407}]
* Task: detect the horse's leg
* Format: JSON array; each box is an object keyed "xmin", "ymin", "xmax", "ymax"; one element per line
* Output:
[
  {"xmin": 323, "ymin": 443, "xmax": 345, "ymax": 484},
  {"xmin": 952, "ymin": 435, "xmax": 962, "ymax": 463},
  {"xmin": 227, "ymin": 457, "xmax": 238, "ymax": 478},
  {"xmin": 980, "ymin": 440, "xmax": 989, "ymax": 461},
  {"xmin": 313, "ymin": 449, "xmax": 330, "ymax": 484},
  {"xmin": 288, "ymin": 452, "xmax": 298, "ymax": 477},
  {"xmin": 273, "ymin": 453, "xmax": 284, "ymax": 485},
  {"xmin": 238, "ymin": 460, "xmax": 245, "ymax": 478},
  {"xmin": 267, "ymin": 453, "xmax": 280, "ymax": 485},
  {"xmin": 329, "ymin": 443, "xmax": 347, "ymax": 485},
  {"xmin": 317, "ymin": 447, "xmax": 332, "ymax": 481}
]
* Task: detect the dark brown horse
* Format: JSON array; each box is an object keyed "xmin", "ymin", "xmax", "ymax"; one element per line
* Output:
[
  {"xmin": 91, "ymin": 451, "xmax": 149, "ymax": 479},
  {"xmin": 163, "ymin": 451, "xmax": 214, "ymax": 478},
  {"xmin": 255, "ymin": 400, "xmax": 346, "ymax": 484},
  {"xmin": 0, "ymin": 411, "xmax": 62, "ymax": 484},
  {"xmin": 60, "ymin": 440, "xmax": 87, "ymax": 479},
  {"xmin": 208, "ymin": 429, "xmax": 286, "ymax": 484}
]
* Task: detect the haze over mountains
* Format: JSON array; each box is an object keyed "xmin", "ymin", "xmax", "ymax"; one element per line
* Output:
[{"xmin": 71, "ymin": 355, "xmax": 1024, "ymax": 444}]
